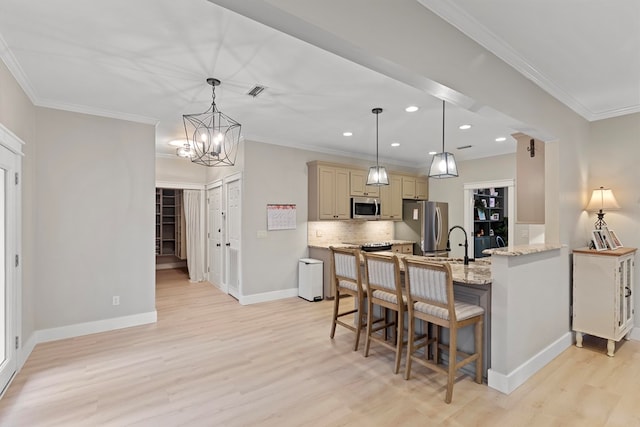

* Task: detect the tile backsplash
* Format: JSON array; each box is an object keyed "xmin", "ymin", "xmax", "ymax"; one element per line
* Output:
[{"xmin": 308, "ymin": 221, "xmax": 394, "ymax": 246}]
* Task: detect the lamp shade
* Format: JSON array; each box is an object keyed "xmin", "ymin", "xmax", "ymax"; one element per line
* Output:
[
  {"xmin": 428, "ymin": 152, "xmax": 458, "ymax": 178},
  {"xmin": 586, "ymin": 187, "xmax": 620, "ymax": 212},
  {"xmin": 367, "ymin": 165, "xmax": 389, "ymax": 185}
]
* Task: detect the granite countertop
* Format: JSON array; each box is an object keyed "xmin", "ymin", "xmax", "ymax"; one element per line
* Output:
[
  {"xmin": 366, "ymin": 252, "xmax": 492, "ymax": 287},
  {"xmin": 308, "ymin": 240, "xmax": 415, "ymax": 249},
  {"xmin": 482, "ymin": 243, "xmax": 563, "ymax": 257}
]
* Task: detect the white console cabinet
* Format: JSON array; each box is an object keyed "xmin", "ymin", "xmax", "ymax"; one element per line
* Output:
[{"xmin": 572, "ymin": 247, "xmax": 636, "ymax": 356}]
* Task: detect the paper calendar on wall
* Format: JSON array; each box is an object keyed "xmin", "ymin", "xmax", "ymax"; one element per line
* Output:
[{"xmin": 267, "ymin": 204, "xmax": 296, "ymax": 230}]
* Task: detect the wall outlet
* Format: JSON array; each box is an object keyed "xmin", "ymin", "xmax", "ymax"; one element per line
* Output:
[
  {"xmin": 112, "ymin": 296, "xmax": 120, "ymax": 306},
  {"xmin": 316, "ymin": 230, "xmax": 323, "ymax": 237}
]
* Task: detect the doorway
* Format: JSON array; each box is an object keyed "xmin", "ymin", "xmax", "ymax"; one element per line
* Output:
[
  {"xmin": 224, "ymin": 173, "xmax": 242, "ymax": 300},
  {"xmin": 0, "ymin": 139, "xmax": 20, "ymax": 394},
  {"xmin": 464, "ymin": 179, "xmax": 514, "ymax": 259}
]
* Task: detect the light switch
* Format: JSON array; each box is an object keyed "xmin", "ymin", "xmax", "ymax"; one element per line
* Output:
[{"xmin": 257, "ymin": 230, "xmax": 267, "ymax": 239}]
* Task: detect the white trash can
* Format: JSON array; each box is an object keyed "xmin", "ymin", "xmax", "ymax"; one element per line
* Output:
[{"xmin": 298, "ymin": 258, "xmax": 323, "ymax": 302}]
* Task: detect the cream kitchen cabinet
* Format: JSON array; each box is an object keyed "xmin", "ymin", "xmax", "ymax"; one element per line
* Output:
[
  {"xmin": 391, "ymin": 243, "xmax": 413, "ymax": 254},
  {"xmin": 349, "ymin": 169, "xmax": 380, "ymax": 197},
  {"xmin": 379, "ymin": 174, "xmax": 402, "ymax": 220},
  {"xmin": 308, "ymin": 162, "xmax": 350, "ymax": 220},
  {"xmin": 401, "ymin": 176, "xmax": 428, "ymax": 200},
  {"xmin": 572, "ymin": 247, "xmax": 636, "ymax": 356}
]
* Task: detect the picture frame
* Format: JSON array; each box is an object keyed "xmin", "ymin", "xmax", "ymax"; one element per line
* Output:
[
  {"xmin": 609, "ymin": 229, "xmax": 623, "ymax": 248},
  {"xmin": 591, "ymin": 230, "xmax": 607, "ymax": 251},
  {"xmin": 477, "ymin": 209, "xmax": 486, "ymax": 220},
  {"xmin": 491, "ymin": 213, "xmax": 500, "ymax": 221},
  {"xmin": 489, "ymin": 198, "xmax": 495, "ymax": 208},
  {"xmin": 599, "ymin": 226, "xmax": 616, "ymax": 250}
]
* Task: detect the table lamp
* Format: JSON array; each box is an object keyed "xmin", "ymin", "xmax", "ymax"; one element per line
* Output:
[{"xmin": 586, "ymin": 186, "xmax": 620, "ymax": 229}]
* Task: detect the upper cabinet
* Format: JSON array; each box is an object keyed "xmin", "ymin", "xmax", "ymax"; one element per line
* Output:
[
  {"xmin": 349, "ymin": 169, "xmax": 380, "ymax": 197},
  {"xmin": 308, "ymin": 162, "xmax": 350, "ymax": 221},
  {"xmin": 379, "ymin": 174, "xmax": 402, "ymax": 220},
  {"xmin": 401, "ymin": 176, "xmax": 428, "ymax": 200},
  {"xmin": 308, "ymin": 161, "xmax": 427, "ymax": 221}
]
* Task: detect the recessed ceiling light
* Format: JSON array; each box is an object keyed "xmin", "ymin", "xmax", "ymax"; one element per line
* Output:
[
  {"xmin": 391, "ymin": 142, "xmax": 400, "ymax": 147},
  {"xmin": 169, "ymin": 139, "xmax": 189, "ymax": 147},
  {"xmin": 495, "ymin": 137, "xmax": 507, "ymax": 142},
  {"xmin": 405, "ymin": 106, "xmax": 419, "ymax": 113},
  {"xmin": 428, "ymin": 151, "xmax": 437, "ymax": 155},
  {"xmin": 459, "ymin": 124, "xmax": 472, "ymax": 130},
  {"xmin": 343, "ymin": 132, "xmax": 353, "ymax": 137}
]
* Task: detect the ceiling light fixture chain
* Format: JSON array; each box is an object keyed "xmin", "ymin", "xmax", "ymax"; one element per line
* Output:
[
  {"xmin": 181, "ymin": 78, "xmax": 242, "ymax": 167},
  {"xmin": 366, "ymin": 107, "xmax": 389, "ymax": 186}
]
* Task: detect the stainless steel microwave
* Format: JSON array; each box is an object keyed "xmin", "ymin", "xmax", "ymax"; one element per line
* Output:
[{"xmin": 351, "ymin": 197, "xmax": 380, "ymax": 219}]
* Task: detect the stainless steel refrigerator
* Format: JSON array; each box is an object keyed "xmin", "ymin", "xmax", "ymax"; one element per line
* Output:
[{"xmin": 396, "ymin": 200, "xmax": 448, "ymax": 256}]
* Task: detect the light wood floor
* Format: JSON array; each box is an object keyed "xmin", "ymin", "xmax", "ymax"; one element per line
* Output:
[{"xmin": 0, "ymin": 268, "xmax": 639, "ymax": 426}]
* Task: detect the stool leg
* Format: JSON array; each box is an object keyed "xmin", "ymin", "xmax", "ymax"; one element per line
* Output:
[
  {"xmin": 353, "ymin": 296, "xmax": 363, "ymax": 351},
  {"xmin": 364, "ymin": 296, "xmax": 373, "ymax": 357},
  {"xmin": 445, "ymin": 327, "xmax": 457, "ymax": 404},
  {"xmin": 404, "ymin": 314, "xmax": 414, "ymax": 380},
  {"xmin": 330, "ymin": 290, "xmax": 339, "ymax": 339},
  {"xmin": 394, "ymin": 308, "xmax": 404, "ymax": 374}
]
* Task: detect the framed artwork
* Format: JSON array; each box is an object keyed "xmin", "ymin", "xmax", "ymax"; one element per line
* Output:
[
  {"xmin": 477, "ymin": 209, "xmax": 486, "ymax": 220},
  {"xmin": 600, "ymin": 226, "xmax": 617, "ymax": 250},
  {"xmin": 491, "ymin": 213, "xmax": 500, "ymax": 220},
  {"xmin": 591, "ymin": 230, "xmax": 607, "ymax": 251},
  {"xmin": 609, "ymin": 229, "xmax": 623, "ymax": 248}
]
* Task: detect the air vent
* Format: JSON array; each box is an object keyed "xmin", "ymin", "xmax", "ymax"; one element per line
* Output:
[
  {"xmin": 247, "ymin": 85, "xmax": 266, "ymax": 98},
  {"xmin": 457, "ymin": 145, "xmax": 473, "ymax": 150}
]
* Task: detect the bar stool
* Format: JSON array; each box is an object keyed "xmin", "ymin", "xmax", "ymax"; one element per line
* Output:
[
  {"xmin": 329, "ymin": 246, "xmax": 366, "ymax": 351},
  {"xmin": 362, "ymin": 252, "xmax": 407, "ymax": 374},
  {"xmin": 402, "ymin": 257, "xmax": 484, "ymax": 404}
]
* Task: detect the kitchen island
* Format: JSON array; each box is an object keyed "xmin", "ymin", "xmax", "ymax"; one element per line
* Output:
[{"xmin": 371, "ymin": 252, "xmax": 492, "ymax": 381}]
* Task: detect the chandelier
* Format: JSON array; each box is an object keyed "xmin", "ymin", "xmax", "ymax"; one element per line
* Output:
[{"xmin": 182, "ymin": 78, "xmax": 241, "ymax": 167}]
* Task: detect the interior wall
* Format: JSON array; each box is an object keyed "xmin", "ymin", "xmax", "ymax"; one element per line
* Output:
[
  {"xmin": 240, "ymin": 139, "xmax": 416, "ymax": 297},
  {"xmin": 588, "ymin": 112, "xmax": 640, "ymax": 326},
  {"xmin": 34, "ymin": 108, "xmax": 156, "ymax": 329},
  {"xmin": 428, "ymin": 153, "xmax": 516, "ymax": 258},
  {"xmin": 156, "ymin": 156, "xmax": 207, "ymax": 184},
  {"xmin": 0, "ymin": 59, "xmax": 37, "ymax": 350}
]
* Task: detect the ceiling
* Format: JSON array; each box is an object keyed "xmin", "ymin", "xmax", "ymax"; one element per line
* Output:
[{"xmin": 0, "ymin": 0, "xmax": 636, "ymax": 168}]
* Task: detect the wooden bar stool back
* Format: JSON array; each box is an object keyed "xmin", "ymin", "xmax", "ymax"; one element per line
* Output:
[
  {"xmin": 362, "ymin": 252, "xmax": 407, "ymax": 374},
  {"xmin": 329, "ymin": 246, "xmax": 366, "ymax": 351},
  {"xmin": 402, "ymin": 257, "xmax": 484, "ymax": 404}
]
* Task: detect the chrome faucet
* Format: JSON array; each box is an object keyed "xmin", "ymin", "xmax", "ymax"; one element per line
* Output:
[{"xmin": 446, "ymin": 225, "xmax": 469, "ymax": 265}]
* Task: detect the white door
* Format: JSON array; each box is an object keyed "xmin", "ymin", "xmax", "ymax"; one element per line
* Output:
[
  {"xmin": 225, "ymin": 176, "xmax": 241, "ymax": 299},
  {"xmin": 0, "ymin": 144, "xmax": 18, "ymax": 394},
  {"xmin": 207, "ymin": 184, "xmax": 224, "ymax": 291}
]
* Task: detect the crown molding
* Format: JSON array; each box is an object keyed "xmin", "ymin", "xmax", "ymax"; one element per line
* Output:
[
  {"xmin": 0, "ymin": 32, "xmax": 38, "ymax": 104},
  {"xmin": 1, "ymin": 31, "xmax": 159, "ymax": 126},
  {"xmin": 36, "ymin": 98, "xmax": 159, "ymax": 125},
  {"xmin": 416, "ymin": 0, "xmax": 603, "ymax": 121}
]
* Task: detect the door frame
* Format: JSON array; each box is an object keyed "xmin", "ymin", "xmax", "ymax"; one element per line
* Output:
[
  {"xmin": 0, "ymin": 124, "xmax": 23, "ymax": 396},
  {"xmin": 463, "ymin": 179, "xmax": 515, "ymax": 258}
]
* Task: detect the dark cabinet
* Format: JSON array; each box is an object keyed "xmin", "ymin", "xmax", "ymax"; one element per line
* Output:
[{"xmin": 474, "ymin": 187, "xmax": 507, "ymax": 257}]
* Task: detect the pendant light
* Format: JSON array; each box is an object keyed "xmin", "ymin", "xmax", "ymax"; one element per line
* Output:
[
  {"xmin": 182, "ymin": 78, "xmax": 242, "ymax": 167},
  {"xmin": 428, "ymin": 100, "xmax": 458, "ymax": 178},
  {"xmin": 366, "ymin": 107, "xmax": 389, "ymax": 186}
]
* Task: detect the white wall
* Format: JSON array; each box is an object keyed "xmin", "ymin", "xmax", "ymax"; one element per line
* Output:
[
  {"xmin": 156, "ymin": 156, "xmax": 207, "ymax": 185},
  {"xmin": 589, "ymin": 112, "xmax": 640, "ymax": 327},
  {"xmin": 34, "ymin": 108, "xmax": 156, "ymax": 328}
]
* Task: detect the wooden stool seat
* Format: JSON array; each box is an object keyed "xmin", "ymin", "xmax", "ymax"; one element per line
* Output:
[{"xmin": 402, "ymin": 257, "xmax": 484, "ymax": 404}]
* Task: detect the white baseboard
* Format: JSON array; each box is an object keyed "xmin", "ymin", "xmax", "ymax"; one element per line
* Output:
[
  {"xmin": 628, "ymin": 326, "xmax": 640, "ymax": 341},
  {"xmin": 36, "ymin": 311, "xmax": 157, "ymax": 344},
  {"xmin": 488, "ymin": 332, "xmax": 572, "ymax": 395},
  {"xmin": 239, "ymin": 288, "xmax": 299, "ymax": 305},
  {"xmin": 18, "ymin": 332, "xmax": 37, "ymax": 371}
]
